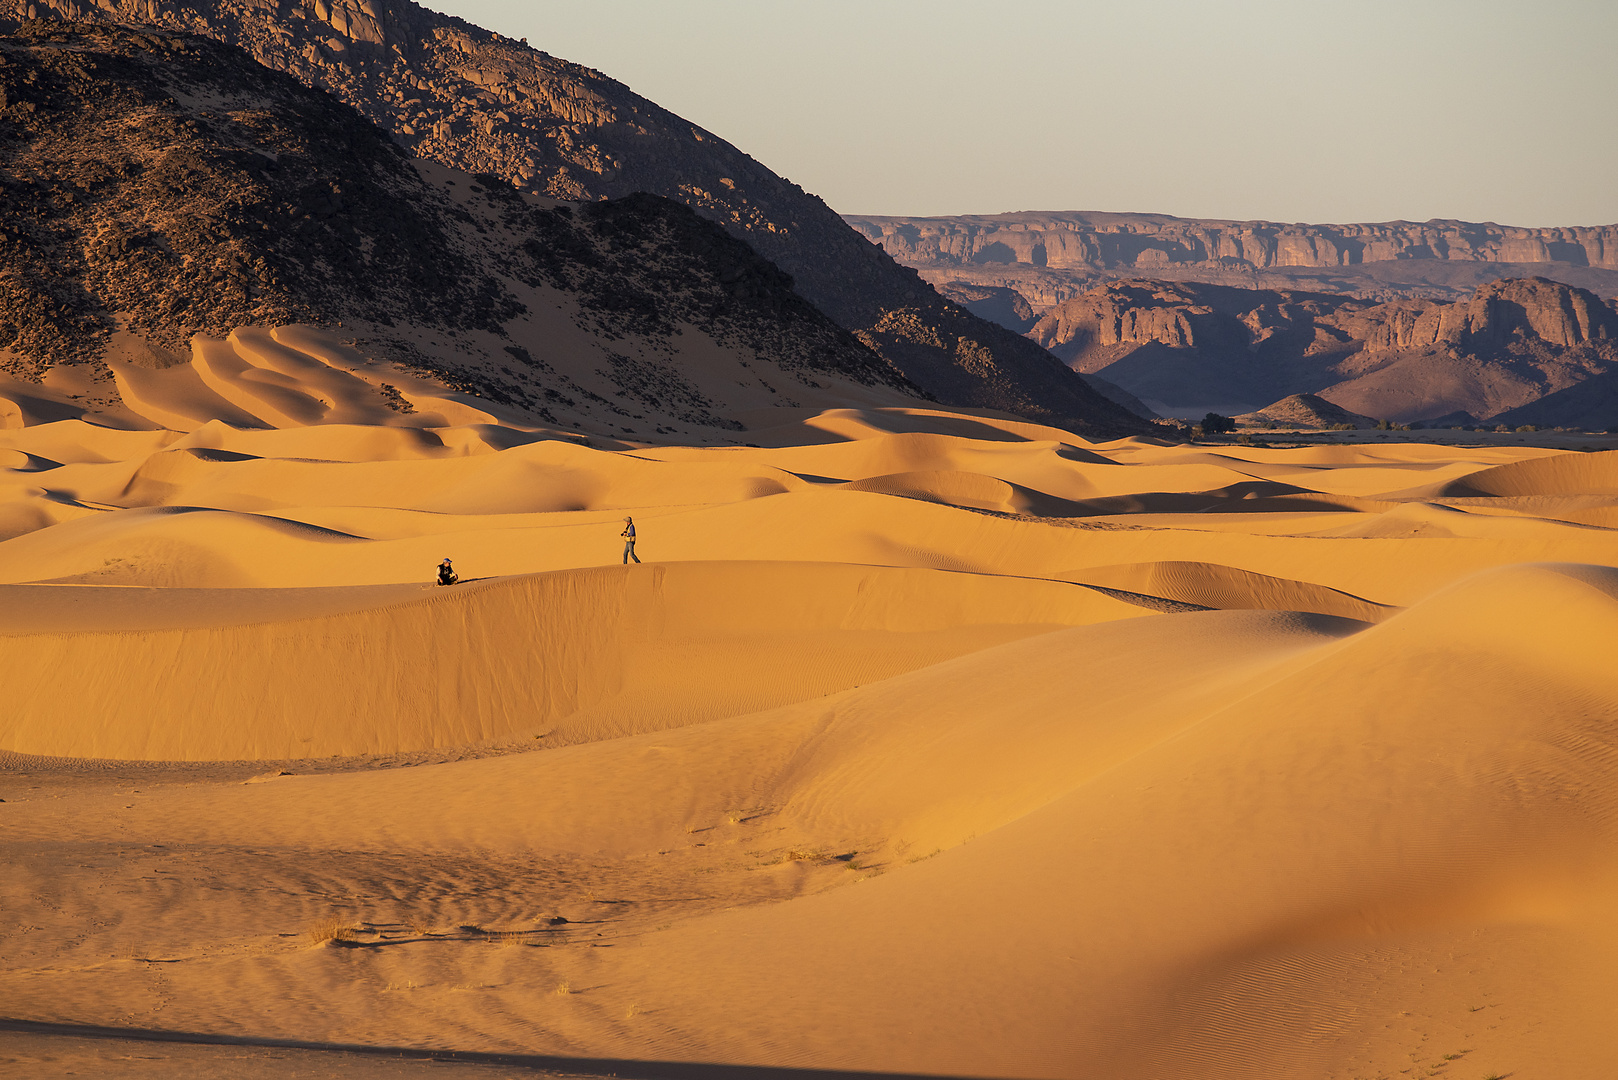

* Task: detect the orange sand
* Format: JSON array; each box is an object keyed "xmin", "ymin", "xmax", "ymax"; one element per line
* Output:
[{"xmin": 4, "ymin": 326, "xmax": 1618, "ymax": 1078}]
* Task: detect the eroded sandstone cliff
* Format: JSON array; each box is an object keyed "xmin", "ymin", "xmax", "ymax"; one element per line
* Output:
[
  {"xmin": 850, "ymin": 210, "xmax": 1618, "ymax": 313},
  {"xmin": 1030, "ymin": 276, "xmax": 1618, "ymax": 426}
]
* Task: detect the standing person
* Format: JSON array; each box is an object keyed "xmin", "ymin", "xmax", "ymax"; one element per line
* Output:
[
  {"xmin": 621, "ymin": 516, "xmax": 640, "ymax": 564},
  {"xmin": 437, "ymin": 557, "xmax": 458, "ymax": 585}
]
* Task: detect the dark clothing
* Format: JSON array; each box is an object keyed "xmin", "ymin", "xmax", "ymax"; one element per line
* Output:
[
  {"xmin": 623, "ymin": 540, "xmax": 640, "ymax": 564},
  {"xmin": 438, "ymin": 564, "xmax": 457, "ymax": 585}
]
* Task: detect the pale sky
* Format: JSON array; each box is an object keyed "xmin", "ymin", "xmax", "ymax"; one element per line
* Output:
[{"xmin": 426, "ymin": 1, "xmax": 1617, "ymax": 227}]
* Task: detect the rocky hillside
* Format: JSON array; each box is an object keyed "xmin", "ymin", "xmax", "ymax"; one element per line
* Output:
[
  {"xmin": 0, "ymin": 22, "xmax": 926, "ymax": 439},
  {"xmin": 849, "ymin": 210, "xmax": 1618, "ymax": 312},
  {"xmin": 1030, "ymin": 276, "xmax": 1618, "ymax": 427},
  {"xmin": 0, "ymin": 0, "xmax": 1142, "ymax": 435},
  {"xmin": 1236, "ymin": 394, "xmax": 1378, "ymax": 431}
]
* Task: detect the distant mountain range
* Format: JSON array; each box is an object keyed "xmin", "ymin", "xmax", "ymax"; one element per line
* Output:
[
  {"xmin": 848, "ymin": 211, "xmax": 1618, "ymax": 428},
  {"xmin": 846, "ymin": 210, "xmax": 1618, "ymax": 309},
  {"xmin": 1030, "ymin": 276, "xmax": 1618, "ymax": 428},
  {"xmin": 0, "ymin": 0, "xmax": 1140, "ymax": 435}
]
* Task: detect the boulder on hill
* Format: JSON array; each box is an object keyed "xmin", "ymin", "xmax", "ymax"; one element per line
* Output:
[
  {"xmin": 1237, "ymin": 394, "xmax": 1378, "ymax": 430},
  {"xmin": 0, "ymin": 0, "xmax": 1147, "ymax": 436}
]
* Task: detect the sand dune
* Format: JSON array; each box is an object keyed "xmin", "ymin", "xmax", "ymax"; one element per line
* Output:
[
  {"xmin": 601, "ymin": 564, "xmax": 1618, "ymax": 1078},
  {"xmin": 0, "ymin": 563, "xmax": 1141, "ymax": 761},
  {"xmin": 1437, "ymin": 447, "xmax": 1618, "ymax": 498},
  {"xmin": 108, "ymin": 326, "xmax": 552, "ymax": 434},
  {"xmin": 1068, "ymin": 559, "xmax": 1398, "ymax": 621},
  {"xmin": 5, "ymin": 331, "xmax": 1618, "ymax": 1078}
]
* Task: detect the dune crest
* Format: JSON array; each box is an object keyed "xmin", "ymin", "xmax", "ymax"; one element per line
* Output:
[{"xmin": 0, "ymin": 562, "xmax": 1142, "ymax": 761}]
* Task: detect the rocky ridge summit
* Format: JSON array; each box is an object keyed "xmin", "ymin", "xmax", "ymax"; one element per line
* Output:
[
  {"xmin": 848, "ymin": 210, "xmax": 1618, "ymax": 312},
  {"xmin": 1030, "ymin": 276, "xmax": 1618, "ymax": 427},
  {"xmin": 0, "ymin": 0, "xmax": 1141, "ymax": 435},
  {"xmin": 0, "ymin": 22, "xmax": 922, "ymax": 438}
]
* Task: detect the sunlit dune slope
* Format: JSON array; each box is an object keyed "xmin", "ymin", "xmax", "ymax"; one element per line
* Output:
[
  {"xmin": 596, "ymin": 563, "xmax": 1618, "ymax": 1078},
  {"xmin": 6, "ymin": 565, "xmax": 1618, "ymax": 1080},
  {"xmin": 0, "ymin": 561, "xmax": 1142, "ymax": 761},
  {"xmin": 5, "ymin": 331, "xmax": 1618, "ymax": 1080},
  {"xmin": 20, "ymin": 606, "xmax": 1345, "ymax": 858},
  {"xmin": 1437, "ymin": 447, "xmax": 1618, "ymax": 498}
]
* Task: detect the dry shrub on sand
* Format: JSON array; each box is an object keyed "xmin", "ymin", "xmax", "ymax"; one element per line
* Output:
[{"xmin": 307, "ymin": 918, "xmax": 359, "ymax": 946}]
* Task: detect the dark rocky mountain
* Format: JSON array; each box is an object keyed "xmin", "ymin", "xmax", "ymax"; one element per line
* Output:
[
  {"xmin": 848, "ymin": 209, "xmax": 1618, "ymax": 313},
  {"xmin": 0, "ymin": 22, "xmax": 921, "ymax": 438},
  {"xmin": 1029, "ymin": 276, "xmax": 1618, "ymax": 427},
  {"xmin": 0, "ymin": 0, "xmax": 1143, "ymax": 435}
]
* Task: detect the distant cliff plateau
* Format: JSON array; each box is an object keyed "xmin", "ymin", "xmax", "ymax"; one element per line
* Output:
[
  {"xmin": 0, "ymin": 1, "xmax": 1144, "ymax": 436},
  {"xmin": 846, "ymin": 210, "xmax": 1618, "ymax": 319},
  {"xmin": 1030, "ymin": 276, "xmax": 1618, "ymax": 430}
]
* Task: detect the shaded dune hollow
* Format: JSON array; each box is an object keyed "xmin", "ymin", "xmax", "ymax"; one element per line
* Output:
[{"xmin": 4, "ymin": 370, "xmax": 1618, "ymax": 1080}]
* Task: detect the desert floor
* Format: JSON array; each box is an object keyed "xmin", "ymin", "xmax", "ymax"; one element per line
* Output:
[{"xmin": 5, "ymin": 330, "xmax": 1618, "ymax": 1079}]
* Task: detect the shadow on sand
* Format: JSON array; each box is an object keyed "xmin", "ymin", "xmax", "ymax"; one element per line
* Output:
[{"xmin": 0, "ymin": 1018, "xmax": 1017, "ymax": 1080}]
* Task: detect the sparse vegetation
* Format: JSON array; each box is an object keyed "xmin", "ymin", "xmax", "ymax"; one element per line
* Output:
[{"xmin": 306, "ymin": 917, "xmax": 359, "ymax": 946}]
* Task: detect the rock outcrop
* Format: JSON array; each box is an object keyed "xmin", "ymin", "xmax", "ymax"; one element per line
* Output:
[
  {"xmin": 0, "ymin": 0, "xmax": 1143, "ymax": 435},
  {"xmin": 935, "ymin": 282, "xmax": 1036, "ymax": 333},
  {"xmin": 1028, "ymin": 277, "xmax": 1618, "ymax": 427},
  {"xmin": 1236, "ymin": 394, "xmax": 1378, "ymax": 431},
  {"xmin": 847, "ymin": 210, "xmax": 1618, "ymax": 311},
  {"xmin": 0, "ymin": 23, "xmax": 918, "ymax": 438}
]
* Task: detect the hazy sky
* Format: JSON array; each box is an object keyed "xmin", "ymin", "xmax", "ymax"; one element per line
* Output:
[{"xmin": 427, "ymin": 1, "xmax": 1616, "ymax": 227}]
